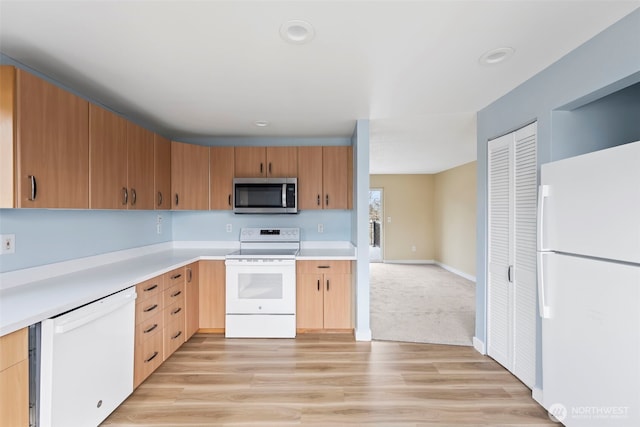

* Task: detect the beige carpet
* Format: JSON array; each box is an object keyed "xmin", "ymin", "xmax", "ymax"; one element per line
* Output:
[{"xmin": 370, "ymin": 263, "xmax": 475, "ymax": 346}]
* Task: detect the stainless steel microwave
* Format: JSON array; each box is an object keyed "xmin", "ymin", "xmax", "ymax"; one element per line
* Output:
[{"xmin": 233, "ymin": 178, "xmax": 297, "ymax": 214}]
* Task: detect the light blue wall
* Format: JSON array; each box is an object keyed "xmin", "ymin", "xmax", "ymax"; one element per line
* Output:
[
  {"xmin": 352, "ymin": 119, "xmax": 371, "ymax": 341},
  {"xmin": 0, "ymin": 209, "xmax": 172, "ymax": 272},
  {"xmin": 172, "ymin": 210, "xmax": 352, "ymax": 242},
  {"xmin": 476, "ymin": 9, "xmax": 640, "ymax": 387}
]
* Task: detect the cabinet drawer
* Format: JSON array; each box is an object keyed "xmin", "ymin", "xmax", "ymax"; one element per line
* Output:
[
  {"xmin": 164, "ymin": 282, "xmax": 185, "ymax": 309},
  {"xmin": 164, "ymin": 310, "xmax": 186, "ymax": 359},
  {"xmin": 0, "ymin": 328, "xmax": 27, "ymax": 371},
  {"xmin": 135, "ymin": 311, "xmax": 163, "ymax": 344},
  {"xmin": 134, "ymin": 330, "xmax": 163, "ymax": 388},
  {"xmin": 135, "ymin": 276, "xmax": 163, "ymax": 303},
  {"xmin": 297, "ymin": 260, "xmax": 351, "ymax": 274},
  {"xmin": 165, "ymin": 267, "xmax": 185, "ymax": 287},
  {"xmin": 164, "ymin": 298, "xmax": 186, "ymax": 326},
  {"xmin": 135, "ymin": 293, "xmax": 163, "ymax": 325}
]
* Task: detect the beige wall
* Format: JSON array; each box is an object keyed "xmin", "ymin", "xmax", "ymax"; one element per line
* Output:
[
  {"xmin": 369, "ymin": 174, "xmax": 435, "ymax": 261},
  {"xmin": 433, "ymin": 161, "xmax": 477, "ymax": 277},
  {"xmin": 370, "ymin": 161, "xmax": 476, "ymax": 278}
]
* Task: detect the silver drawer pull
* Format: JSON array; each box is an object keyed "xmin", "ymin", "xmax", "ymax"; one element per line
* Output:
[
  {"xmin": 171, "ymin": 290, "xmax": 182, "ymax": 298},
  {"xmin": 143, "ymin": 284, "xmax": 158, "ymax": 292},
  {"xmin": 171, "ymin": 331, "xmax": 182, "ymax": 340},
  {"xmin": 144, "ymin": 351, "xmax": 159, "ymax": 363},
  {"xmin": 143, "ymin": 324, "xmax": 158, "ymax": 334},
  {"xmin": 143, "ymin": 304, "xmax": 158, "ymax": 313},
  {"xmin": 28, "ymin": 175, "xmax": 37, "ymax": 201},
  {"xmin": 171, "ymin": 307, "xmax": 182, "ymax": 315}
]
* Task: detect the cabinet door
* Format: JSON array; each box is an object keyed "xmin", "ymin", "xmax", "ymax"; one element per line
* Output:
[
  {"xmin": 267, "ymin": 146, "xmax": 297, "ymax": 177},
  {"xmin": 171, "ymin": 141, "xmax": 209, "ymax": 210},
  {"xmin": 154, "ymin": 134, "xmax": 171, "ymax": 210},
  {"xmin": 297, "ymin": 146, "xmax": 323, "ymax": 210},
  {"xmin": 322, "ymin": 146, "xmax": 349, "ymax": 209},
  {"xmin": 89, "ymin": 104, "xmax": 128, "ymax": 209},
  {"xmin": 0, "ymin": 328, "xmax": 29, "ymax": 427},
  {"xmin": 210, "ymin": 146, "xmax": 234, "ymax": 210},
  {"xmin": 234, "ymin": 146, "xmax": 265, "ymax": 177},
  {"xmin": 296, "ymin": 272, "xmax": 324, "ymax": 329},
  {"xmin": 185, "ymin": 262, "xmax": 200, "ymax": 339},
  {"xmin": 17, "ymin": 69, "xmax": 89, "ymax": 208},
  {"xmin": 0, "ymin": 66, "xmax": 16, "ymax": 208},
  {"xmin": 127, "ymin": 122, "xmax": 155, "ymax": 210},
  {"xmin": 323, "ymin": 273, "xmax": 352, "ymax": 329},
  {"xmin": 199, "ymin": 260, "xmax": 226, "ymax": 330}
]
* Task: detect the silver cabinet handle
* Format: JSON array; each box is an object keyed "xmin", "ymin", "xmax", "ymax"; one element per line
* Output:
[
  {"xmin": 325, "ymin": 194, "xmax": 329, "ymax": 206},
  {"xmin": 157, "ymin": 191, "xmax": 163, "ymax": 207},
  {"xmin": 317, "ymin": 194, "xmax": 321, "ymax": 206},
  {"xmin": 122, "ymin": 187, "xmax": 128, "ymax": 205},
  {"xmin": 131, "ymin": 188, "xmax": 137, "ymax": 206},
  {"xmin": 28, "ymin": 175, "xmax": 37, "ymax": 201}
]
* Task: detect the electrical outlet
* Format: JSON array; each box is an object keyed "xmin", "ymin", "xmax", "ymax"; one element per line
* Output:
[
  {"xmin": 411, "ymin": 245, "xmax": 416, "ymax": 252},
  {"xmin": 226, "ymin": 224, "xmax": 232, "ymax": 233},
  {"xmin": 387, "ymin": 216, "xmax": 392, "ymax": 223},
  {"xmin": 1, "ymin": 234, "xmax": 15, "ymax": 254},
  {"xmin": 156, "ymin": 214, "xmax": 163, "ymax": 235},
  {"xmin": 317, "ymin": 223, "xmax": 324, "ymax": 233}
]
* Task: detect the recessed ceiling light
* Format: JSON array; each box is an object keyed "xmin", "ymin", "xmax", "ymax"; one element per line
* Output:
[
  {"xmin": 479, "ymin": 47, "xmax": 515, "ymax": 65},
  {"xmin": 280, "ymin": 20, "xmax": 315, "ymax": 44},
  {"xmin": 254, "ymin": 120, "xmax": 269, "ymax": 127}
]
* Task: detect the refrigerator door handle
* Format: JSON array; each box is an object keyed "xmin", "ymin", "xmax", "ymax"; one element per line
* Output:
[
  {"xmin": 537, "ymin": 252, "xmax": 551, "ymax": 318},
  {"xmin": 537, "ymin": 184, "xmax": 550, "ymax": 251}
]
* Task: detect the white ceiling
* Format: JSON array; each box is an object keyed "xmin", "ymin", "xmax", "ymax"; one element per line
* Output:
[{"xmin": 1, "ymin": 1, "xmax": 638, "ymax": 174}]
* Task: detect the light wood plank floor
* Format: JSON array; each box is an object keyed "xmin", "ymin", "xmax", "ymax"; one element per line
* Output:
[{"xmin": 102, "ymin": 334, "xmax": 556, "ymax": 426}]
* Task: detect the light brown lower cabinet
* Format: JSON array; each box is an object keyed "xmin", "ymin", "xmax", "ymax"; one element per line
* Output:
[
  {"xmin": 133, "ymin": 275, "xmax": 165, "ymax": 388},
  {"xmin": 0, "ymin": 328, "xmax": 29, "ymax": 427},
  {"xmin": 296, "ymin": 260, "xmax": 352, "ymax": 331},
  {"xmin": 163, "ymin": 275, "xmax": 186, "ymax": 359},
  {"xmin": 185, "ymin": 262, "xmax": 200, "ymax": 339},
  {"xmin": 198, "ymin": 260, "xmax": 226, "ymax": 331}
]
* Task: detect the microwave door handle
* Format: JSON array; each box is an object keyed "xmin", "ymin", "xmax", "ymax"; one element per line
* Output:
[{"xmin": 282, "ymin": 184, "xmax": 287, "ymax": 208}]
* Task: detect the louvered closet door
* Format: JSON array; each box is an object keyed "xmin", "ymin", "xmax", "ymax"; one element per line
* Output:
[
  {"xmin": 512, "ymin": 123, "xmax": 537, "ymax": 388},
  {"xmin": 487, "ymin": 122, "xmax": 537, "ymax": 390},
  {"xmin": 487, "ymin": 133, "xmax": 513, "ymax": 370}
]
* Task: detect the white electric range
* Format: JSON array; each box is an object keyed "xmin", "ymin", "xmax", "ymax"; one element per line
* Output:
[{"xmin": 225, "ymin": 227, "xmax": 300, "ymax": 338}]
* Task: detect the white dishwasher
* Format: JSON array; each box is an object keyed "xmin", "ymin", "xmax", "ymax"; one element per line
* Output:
[{"xmin": 39, "ymin": 286, "xmax": 136, "ymax": 427}]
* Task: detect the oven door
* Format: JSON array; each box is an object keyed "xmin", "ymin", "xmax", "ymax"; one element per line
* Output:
[{"xmin": 225, "ymin": 259, "xmax": 296, "ymax": 314}]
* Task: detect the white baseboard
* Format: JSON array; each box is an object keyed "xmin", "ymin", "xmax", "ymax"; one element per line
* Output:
[
  {"xmin": 435, "ymin": 262, "xmax": 476, "ymax": 282},
  {"xmin": 473, "ymin": 336, "xmax": 486, "ymax": 354},
  {"xmin": 532, "ymin": 387, "xmax": 544, "ymax": 406},
  {"xmin": 355, "ymin": 327, "xmax": 372, "ymax": 341},
  {"xmin": 383, "ymin": 259, "xmax": 434, "ymax": 265}
]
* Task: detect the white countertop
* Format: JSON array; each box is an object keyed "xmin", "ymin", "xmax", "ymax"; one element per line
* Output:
[{"xmin": 0, "ymin": 242, "xmax": 356, "ymax": 336}]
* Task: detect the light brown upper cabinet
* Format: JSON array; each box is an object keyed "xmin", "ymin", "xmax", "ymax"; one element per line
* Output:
[
  {"xmin": 210, "ymin": 146, "xmax": 234, "ymax": 210},
  {"xmin": 298, "ymin": 146, "xmax": 352, "ymax": 210},
  {"xmin": 234, "ymin": 146, "xmax": 297, "ymax": 178},
  {"xmin": 90, "ymin": 108, "xmax": 154, "ymax": 210},
  {"xmin": 154, "ymin": 134, "xmax": 171, "ymax": 210},
  {"xmin": 0, "ymin": 67, "xmax": 17, "ymax": 208},
  {"xmin": 171, "ymin": 141, "xmax": 209, "ymax": 210},
  {"xmin": 7, "ymin": 66, "xmax": 89, "ymax": 208},
  {"xmin": 126, "ymin": 122, "xmax": 155, "ymax": 210},
  {"xmin": 89, "ymin": 105, "xmax": 128, "ymax": 209}
]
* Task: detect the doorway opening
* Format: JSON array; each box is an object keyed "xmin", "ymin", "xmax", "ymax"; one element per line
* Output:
[{"xmin": 369, "ymin": 189, "xmax": 383, "ymax": 262}]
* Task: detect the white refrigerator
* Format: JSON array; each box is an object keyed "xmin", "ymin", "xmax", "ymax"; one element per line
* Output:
[{"xmin": 537, "ymin": 140, "xmax": 640, "ymax": 426}]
